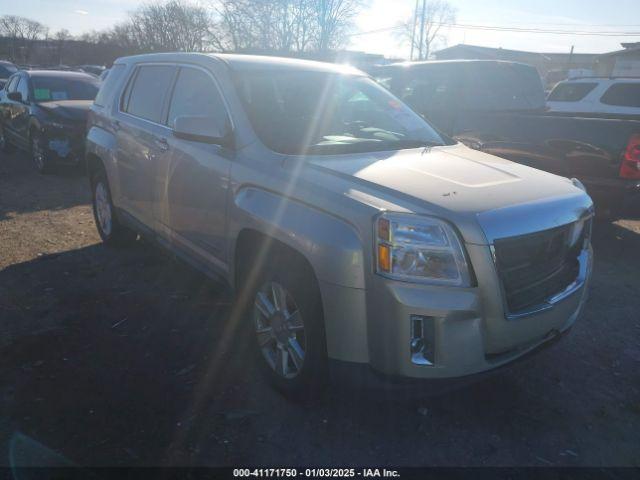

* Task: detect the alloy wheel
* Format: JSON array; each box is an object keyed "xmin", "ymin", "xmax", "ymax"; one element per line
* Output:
[
  {"xmin": 32, "ymin": 137, "xmax": 45, "ymax": 171},
  {"xmin": 95, "ymin": 181, "xmax": 113, "ymax": 237},
  {"xmin": 253, "ymin": 281, "xmax": 306, "ymax": 379}
]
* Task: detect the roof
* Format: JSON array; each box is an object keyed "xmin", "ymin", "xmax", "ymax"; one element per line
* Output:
[
  {"xmin": 25, "ymin": 70, "xmax": 99, "ymax": 80},
  {"xmin": 373, "ymin": 59, "xmax": 535, "ymax": 70},
  {"xmin": 115, "ymin": 52, "xmax": 364, "ymax": 75},
  {"xmin": 434, "ymin": 44, "xmax": 598, "ymax": 62},
  {"xmin": 434, "ymin": 44, "xmax": 549, "ymax": 61},
  {"xmin": 598, "ymin": 45, "xmax": 640, "ymax": 58}
]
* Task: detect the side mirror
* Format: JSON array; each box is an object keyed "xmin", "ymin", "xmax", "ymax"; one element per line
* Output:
[
  {"xmin": 172, "ymin": 115, "xmax": 233, "ymax": 148},
  {"xmin": 7, "ymin": 91, "xmax": 22, "ymax": 102}
]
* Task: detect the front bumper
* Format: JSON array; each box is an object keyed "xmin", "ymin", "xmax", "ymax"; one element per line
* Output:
[
  {"xmin": 43, "ymin": 128, "xmax": 85, "ymax": 165},
  {"xmin": 322, "ymin": 243, "xmax": 592, "ymax": 381}
]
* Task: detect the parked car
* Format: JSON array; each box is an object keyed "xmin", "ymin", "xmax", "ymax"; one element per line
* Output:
[
  {"xmin": 78, "ymin": 64, "xmax": 106, "ymax": 77},
  {"xmin": 368, "ymin": 60, "xmax": 640, "ymax": 217},
  {"xmin": 547, "ymin": 77, "xmax": 640, "ymax": 118},
  {"xmin": 0, "ymin": 70, "xmax": 99, "ymax": 173},
  {"xmin": 86, "ymin": 53, "xmax": 594, "ymax": 397},
  {"xmin": 0, "ymin": 60, "xmax": 18, "ymax": 90}
]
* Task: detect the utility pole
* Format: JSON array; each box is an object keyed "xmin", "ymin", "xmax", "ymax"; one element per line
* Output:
[
  {"xmin": 410, "ymin": 0, "xmax": 419, "ymax": 61},
  {"xmin": 418, "ymin": 0, "xmax": 427, "ymax": 60}
]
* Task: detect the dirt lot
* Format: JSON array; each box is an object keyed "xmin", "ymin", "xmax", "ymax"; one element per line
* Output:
[{"xmin": 0, "ymin": 150, "xmax": 639, "ymax": 467}]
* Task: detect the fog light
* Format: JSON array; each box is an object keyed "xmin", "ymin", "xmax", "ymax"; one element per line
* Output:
[{"xmin": 410, "ymin": 315, "xmax": 434, "ymax": 365}]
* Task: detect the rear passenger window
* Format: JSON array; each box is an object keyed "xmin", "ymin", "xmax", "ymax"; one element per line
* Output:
[
  {"xmin": 548, "ymin": 83, "xmax": 597, "ymax": 102},
  {"xmin": 167, "ymin": 67, "xmax": 228, "ymax": 128},
  {"xmin": 600, "ymin": 83, "xmax": 640, "ymax": 108},
  {"xmin": 95, "ymin": 64, "xmax": 126, "ymax": 107},
  {"xmin": 124, "ymin": 65, "xmax": 176, "ymax": 123}
]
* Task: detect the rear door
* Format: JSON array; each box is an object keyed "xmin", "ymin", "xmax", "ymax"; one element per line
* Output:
[
  {"xmin": 115, "ymin": 64, "xmax": 177, "ymax": 228},
  {"xmin": 155, "ymin": 65, "xmax": 233, "ymax": 269}
]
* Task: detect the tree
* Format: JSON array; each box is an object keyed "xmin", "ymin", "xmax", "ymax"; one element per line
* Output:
[
  {"xmin": 211, "ymin": 0, "xmax": 366, "ymax": 53},
  {"xmin": 0, "ymin": 15, "xmax": 48, "ymax": 63},
  {"xmin": 110, "ymin": 0, "xmax": 213, "ymax": 53},
  {"xmin": 309, "ymin": 0, "xmax": 364, "ymax": 51},
  {"xmin": 397, "ymin": 0, "xmax": 456, "ymax": 60},
  {"xmin": 54, "ymin": 29, "xmax": 72, "ymax": 64}
]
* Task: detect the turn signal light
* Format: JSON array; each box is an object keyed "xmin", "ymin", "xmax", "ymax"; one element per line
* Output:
[{"xmin": 378, "ymin": 244, "xmax": 391, "ymax": 272}]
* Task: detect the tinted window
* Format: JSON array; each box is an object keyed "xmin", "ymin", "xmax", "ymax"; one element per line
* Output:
[
  {"xmin": 548, "ymin": 82, "xmax": 598, "ymax": 102},
  {"xmin": 600, "ymin": 83, "xmax": 640, "ymax": 108},
  {"xmin": 16, "ymin": 77, "xmax": 29, "ymax": 101},
  {"xmin": 234, "ymin": 71, "xmax": 447, "ymax": 155},
  {"xmin": 94, "ymin": 64, "xmax": 125, "ymax": 107},
  {"xmin": 463, "ymin": 63, "xmax": 545, "ymax": 110},
  {"xmin": 167, "ymin": 68, "xmax": 228, "ymax": 128},
  {"xmin": 31, "ymin": 75, "xmax": 99, "ymax": 101},
  {"xmin": 125, "ymin": 65, "xmax": 176, "ymax": 123}
]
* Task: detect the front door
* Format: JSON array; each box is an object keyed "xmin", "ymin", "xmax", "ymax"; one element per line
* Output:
[{"xmin": 154, "ymin": 66, "xmax": 233, "ymax": 270}]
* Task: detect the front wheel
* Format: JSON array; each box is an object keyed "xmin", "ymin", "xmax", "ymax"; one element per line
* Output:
[
  {"xmin": 245, "ymin": 254, "xmax": 328, "ymax": 399},
  {"xmin": 91, "ymin": 166, "xmax": 137, "ymax": 246},
  {"xmin": 31, "ymin": 133, "xmax": 54, "ymax": 174}
]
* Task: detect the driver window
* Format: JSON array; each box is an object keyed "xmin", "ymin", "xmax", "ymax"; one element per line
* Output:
[{"xmin": 167, "ymin": 67, "xmax": 228, "ymax": 129}]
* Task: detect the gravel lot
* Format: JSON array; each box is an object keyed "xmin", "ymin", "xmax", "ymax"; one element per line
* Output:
[{"xmin": 0, "ymin": 150, "xmax": 639, "ymax": 467}]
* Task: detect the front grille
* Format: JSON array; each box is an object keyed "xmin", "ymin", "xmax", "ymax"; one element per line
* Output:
[{"xmin": 493, "ymin": 220, "xmax": 590, "ymax": 315}]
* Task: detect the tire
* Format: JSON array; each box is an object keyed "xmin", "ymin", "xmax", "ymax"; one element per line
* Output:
[
  {"xmin": 31, "ymin": 132, "xmax": 55, "ymax": 174},
  {"xmin": 0, "ymin": 124, "xmax": 15, "ymax": 153},
  {"xmin": 243, "ymin": 249, "xmax": 328, "ymax": 399},
  {"xmin": 90, "ymin": 165, "xmax": 137, "ymax": 246}
]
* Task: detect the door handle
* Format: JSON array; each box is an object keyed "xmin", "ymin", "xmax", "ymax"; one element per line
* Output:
[{"xmin": 154, "ymin": 136, "xmax": 169, "ymax": 151}]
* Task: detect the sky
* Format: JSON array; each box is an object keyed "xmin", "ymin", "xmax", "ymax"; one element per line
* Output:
[{"xmin": 0, "ymin": 0, "xmax": 639, "ymax": 58}]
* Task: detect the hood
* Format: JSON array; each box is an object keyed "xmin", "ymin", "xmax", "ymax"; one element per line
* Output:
[
  {"xmin": 308, "ymin": 143, "xmax": 591, "ymax": 244},
  {"xmin": 38, "ymin": 100, "xmax": 92, "ymax": 122}
]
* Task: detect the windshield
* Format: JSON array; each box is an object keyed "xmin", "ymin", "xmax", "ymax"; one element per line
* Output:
[
  {"xmin": 234, "ymin": 71, "xmax": 448, "ymax": 155},
  {"xmin": 31, "ymin": 75, "xmax": 99, "ymax": 101}
]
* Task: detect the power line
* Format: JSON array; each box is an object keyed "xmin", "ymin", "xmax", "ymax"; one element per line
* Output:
[{"xmin": 348, "ymin": 21, "xmax": 640, "ymax": 38}]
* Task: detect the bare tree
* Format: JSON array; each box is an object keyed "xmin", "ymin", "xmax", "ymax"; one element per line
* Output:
[
  {"xmin": 54, "ymin": 29, "xmax": 72, "ymax": 64},
  {"xmin": 111, "ymin": 0, "xmax": 213, "ymax": 53},
  {"xmin": 0, "ymin": 15, "xmax": 48, "ymax": 63},
  {"xmin": 396, "ymin": 0, "xmax": 456, "ymax": 60},
  {"xmin": 212, "ymin": 0, "xmax": 366, "ymax": 53},
  {"xmin": 310, "ymin": 0, "xmax": 364, "ymax": 51}
]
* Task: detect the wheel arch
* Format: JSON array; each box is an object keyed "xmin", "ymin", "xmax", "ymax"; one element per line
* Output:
[{"xmin": 231, "ymin": 187, "xmax": 366, "ymax": 288}]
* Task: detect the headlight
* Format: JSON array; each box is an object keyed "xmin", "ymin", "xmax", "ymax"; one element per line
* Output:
[{"xmin": 375, "ymin": 213, "xmax": 471, "ymax": 286}]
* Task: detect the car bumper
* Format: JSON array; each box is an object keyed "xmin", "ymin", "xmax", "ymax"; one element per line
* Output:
[
  {"xmin": 44, "ymin": 130, "xmax": 84, "ymax": 165},
  {"xmin": 321, "ymin": 243, "xmax": 592, "ymax": 383}
]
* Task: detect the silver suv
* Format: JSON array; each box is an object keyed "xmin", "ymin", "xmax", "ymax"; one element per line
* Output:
[{"xmin": 86, "ymin": 53, "xmax": 594, "ymax": 396}]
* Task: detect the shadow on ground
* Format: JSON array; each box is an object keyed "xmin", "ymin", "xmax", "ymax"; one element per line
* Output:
[
  {"xmin": 0, "ymin": 151, "xmax": 87, "ymax": 221},
  {"xmin": 0, "ymin": 214, "xmax": 639, "ymax": 467}
]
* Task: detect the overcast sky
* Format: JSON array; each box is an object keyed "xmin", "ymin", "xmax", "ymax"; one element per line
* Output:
[{"xmin": 1, "ymin": 0, "xmax": 639, "ymax": 58}]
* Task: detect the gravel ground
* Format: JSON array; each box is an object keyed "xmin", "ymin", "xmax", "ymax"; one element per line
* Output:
[{"xmin": 0, "ymin": 150, "xmax": 639, "ymax": 467}]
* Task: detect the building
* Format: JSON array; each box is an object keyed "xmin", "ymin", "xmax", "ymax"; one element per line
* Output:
[{"xmin": 593, "ymin": 42, "xmax": 640, "ymax": 77}]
